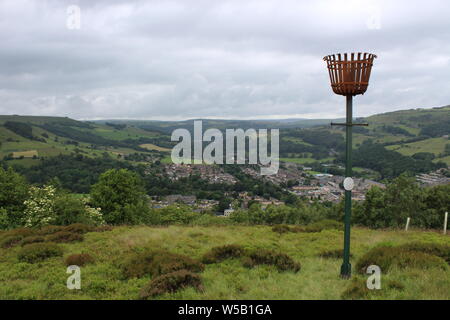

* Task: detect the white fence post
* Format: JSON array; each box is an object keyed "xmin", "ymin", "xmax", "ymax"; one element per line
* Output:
[
  {"xmin": 405, "ymin": 217, "xmax": 410, "ymax": 231},
  {"xmin": 444, "ymin": 212, "xmax": 448, "ymax": 235}
]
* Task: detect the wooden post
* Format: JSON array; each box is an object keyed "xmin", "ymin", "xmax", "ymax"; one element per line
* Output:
[
  {"xmin": 444, "ymin": 212, "xmax": 448, "ymax": 235},
  {"xmin": 405, "ymin": 217, "xmax": 410, "ymax": 231}
]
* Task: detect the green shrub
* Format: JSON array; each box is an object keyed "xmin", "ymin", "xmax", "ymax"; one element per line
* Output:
[
  {"xmin": 20, "ymin": 236, "xmax": 46, "ymax": 246},
  {"xmin": 271, "ymin": 224, "xmax": 291, "ymax": 234},
  {"xmin": 65, "ymin": 253, "xmax": 94, "ymax": 266},
  {"xmin": 139, "ymin": 270, "xmax": 203, "ymax": 299},
  {"xmin": 46, "ymin": 231, "xmax": 83, "ymax": 243},
  {"xmin": 63, "ymin": 223, "xmax": 94, "ymax": 234},
  {"xmin": 387, "ymin": 280, "xmax": 405, "ymax": 290},
  {"xmin": 37, "ymin": 225, "xmax": 65, "ymax": 236},
  {"xmin": 202, "ymin": 244, "xmax": 246, "ymax": 264},
  {"xmin": 318, "ymin": 249, "xmax": 353, "ymax": 259},
  {"xmin": 122, "ymin": 250, "xmax": 204, "ymax": 279},
  {"xmin": 243, "ymin": 249, "xmax": 300, "ymax": 272},
  {"xmin": 17, "ymin": 242, "xmax": 63, "ymax": 263},
  {"xmin": 355, "ymin": 246, "xmax": 448, "ymax": 274}
]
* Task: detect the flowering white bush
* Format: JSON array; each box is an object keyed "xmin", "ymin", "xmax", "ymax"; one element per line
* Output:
[
  {"xmin": 81, "ymin": 197, "xmax": 105, "ymax": 226},
  {"xmin": 23, "ymin": 185, "xmax": 57, "ymax": 228}
]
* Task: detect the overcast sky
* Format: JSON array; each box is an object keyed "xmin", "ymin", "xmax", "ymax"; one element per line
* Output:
[{"xmin": 1, "ymin": 0, "xmax": 449, "ymax": 120}]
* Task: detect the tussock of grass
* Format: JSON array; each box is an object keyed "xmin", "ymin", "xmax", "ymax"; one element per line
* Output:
[
  {"xmin": 270, "ymin": 220, "xmax": 343, "ymax": 234},
  {"xmin": 17, "ymin": 242, "xmax": 63, "ymax": 263},
  {"xmin": 20, "ymin": 236, "xmax": 45, "ymax": 246},
  {"xmin": 396, "ymin": 242, "xmax": 450, "ymax": 263},
  {"xmin": 318, "ymin": 249, "xmax": 353, "ymax": 259},
  {"xmin": 243, "ymin": 249, "xmax": 301, "ymax": 272},
  {"xmin": 122, "ymin": 249, "xmax": 204, "ymax": 279},
  {"xmin": 65, "ymin": 253, "xmax": 94, "ymax": 266},
  {"xmin": 36, "ymin": 225, "xmax": 64, "ymax": 236},
  {"xmin": 271, "ymin": 225, "xmax": 291, "ymax": 234},
  {"xmin": 63, "ymin": 223, "xmax": 95, "ymax": 234},
  {"xmin": 341, "ymin": 278, "xmax": 405, "ymax": 300},
  {"xmin": 139, "ymin": 270, "xmax": 203, "ymax": 299},
  {"xmin": 46, "ymin": 231, "xmax": 83, "ymax": 243},
  {"xmin": 356, "ymin": 246, "xmax": 448, "ymax": 274},
  {"xmin": 202, "ymin": 244, "xmax": 246, "ymax": 264}
]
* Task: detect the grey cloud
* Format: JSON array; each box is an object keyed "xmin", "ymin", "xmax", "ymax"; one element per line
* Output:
[{"xmin": 0, "ymin": 0, "xmax": 449, "ymax": 120}]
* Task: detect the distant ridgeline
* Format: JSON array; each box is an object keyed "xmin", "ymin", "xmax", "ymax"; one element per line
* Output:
[{"xmin": 0, "ymin": 105, "xmax": 449, "ymax": 186}]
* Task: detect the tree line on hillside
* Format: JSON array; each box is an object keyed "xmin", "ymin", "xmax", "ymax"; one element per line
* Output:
[{"xmin": 0, "ymin": 166, "xmax": 448, "ymax": 230}]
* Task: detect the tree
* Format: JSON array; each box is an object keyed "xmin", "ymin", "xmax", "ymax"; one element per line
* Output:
[
  {"xmin": 0, "ymin": 167, "xmax": 29, "ymax": 229},
  {"xmin": 90, "ymin": 169, "xmax": 149, "ymax": 224}
]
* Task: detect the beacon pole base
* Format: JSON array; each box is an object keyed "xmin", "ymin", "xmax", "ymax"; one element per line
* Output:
[{"xmin": 340, "ymin": 263, "xmax": 352, "ymax": 279}]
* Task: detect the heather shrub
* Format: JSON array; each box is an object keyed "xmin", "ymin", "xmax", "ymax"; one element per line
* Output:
[
  {"xmin": 355, "ymin": 246, "xmax": 448, "ymax": 274},
  {"xmin": 37, "ymin": 225, "xmax": 64, "ymax": 236},
  {"xmin": 122, "ymin": 250, "xmax": 204, "ymax": 279},
  {"xmin": 94, "ymin": 225, "xmax": 113, "ymax": 232},
  {"xmin": 304, "ymin": 219, "xmax": 343, "ymax": 233},
  {"xmin": 46, "ymin": 231, "xmax": 83, "ymax": 243},
  {"xmin": 243, "ymin": 249, "xmax": 300, "ymax": 272},
  {"xmin": 0, "ymin": 235, "xmax": 23, "ymax": 248},
  {"xmin": 272, "ymin": 224, "xmax": 291, "ymax": 234},
  {"xmin": 139, "ymin": 270, "xmax": 203, "ymax": 299},
  {"xmin": 65, "ymin": 253, "xmax": 94, "ymax": 266},
  {"xmin": 17, "ymin": 242, "xmax": 63, "ymax": 263},
  {"xmin": 341, "ymin": 278, "xmax": 405, "ymax": 299},
  {"xmin": 318, "ymin": 249, "xmax": 353, "ymax": 259},
  {"xmin": 202, "ymin": 244, "xmax": 246, "ymax": 264},
  {"xmin": 20, "ymin": 236, "xmax": 46, "ymax": 246},
  {"xmin": 63, "ymin": 223, "xmax": 94, "ymax": 234},
  {"xmin": 396, "ymin": 242, "xmax": 450, "ymax": 264}
]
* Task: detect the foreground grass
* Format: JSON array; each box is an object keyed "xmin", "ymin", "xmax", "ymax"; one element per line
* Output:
[{"xmin": 0, "ymin": 225, "xmax": 449, "ymax": 300}]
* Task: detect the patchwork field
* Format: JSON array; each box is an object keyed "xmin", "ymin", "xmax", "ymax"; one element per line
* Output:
[{"xmin": 0, "ymin": 225, "xmax": 448, "ymax": 300}]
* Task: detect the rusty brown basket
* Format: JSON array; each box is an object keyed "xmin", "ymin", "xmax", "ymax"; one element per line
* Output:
[{"xmin": 323, "ymin": 52, "xmax": 377, "ymax": 96}]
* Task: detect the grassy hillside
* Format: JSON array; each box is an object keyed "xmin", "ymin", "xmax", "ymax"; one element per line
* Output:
[{"xmin": 0, "ymin": 225, "xmax": 448, "ymax": 300}]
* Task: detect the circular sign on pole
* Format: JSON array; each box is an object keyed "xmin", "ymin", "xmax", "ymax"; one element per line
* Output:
[{"xmin": 343, "ymin": 177, "xmax": 354, "ymax": 191}]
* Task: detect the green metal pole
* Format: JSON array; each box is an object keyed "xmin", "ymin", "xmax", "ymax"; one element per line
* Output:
[{"xmin": 341, "ymin": 95, "xmax": 353, "ymax": 278}]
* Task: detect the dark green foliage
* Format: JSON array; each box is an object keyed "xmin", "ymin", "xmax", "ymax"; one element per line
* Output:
[
  {"xmin": 272, "ymin": 224, "xmax": 291, "ymax": 234},
  {"xmin": 420, "ymin": 119, "xmax": 450, "ymax": 137},
  {"xmin": 318, "ymin": 249, "xmax": 353, "ymax": 259},
  {"xmin": 350, "ymin": 140, "xmax": 444, "ymax": 179},
  {"xmin": 90, "ymin": 169, "xmax": 150, "ymax": 225},
  {"xmin": 243, "ymin": 249, "xmax": 300, "ymax": 272},
  {"xmin": 4, "ymin": 121, "xmax": 34, "ymax": 140},
  {"xmin": 354, "ymin": 175, "xmax": 450, "ymax": 229},
  {"xmin": 46, "ymin": 231, "xmax": 83, "ymax": 243},
  {"xmin": 122, "ymin": 250, "xmax": 204, "ymax": 279},
  {"xmin": 202, "ymin": 244, "xmax": 246, "ymax": 264},
  {"xmin": 355, "ymin": 246, "xmax": 448, "ymax": 274},
  {"xmin": 20, "ymin": 236, "xmax": 45, "ymax": 246},
  {"xmin": 380, "ymin": 125, "xmax": 414, "ymax": 137},
  {"xmin": 65, "ymin": 253, "xmax": 94, "ymax": 266},
  {"xmin": 0, "ymin": 167, "xmax": 29, "ymax": 229},
  {"xmin": 15, "ymin": 154, "xmax": 139, "ymax": 193},
  {"xmin": 17, "ymin": 242, "xmax": 63, "ymax": 263},
  {"xmin": 53, "ymin": 196, "xmax": 92, "ymax": 226},
  {"xmin": 139, "ymin": 270, "xmax": 203, "ymax": 299}
]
